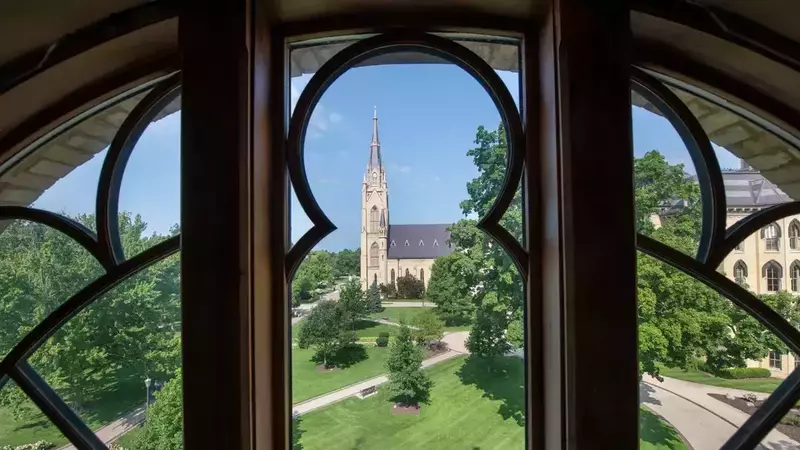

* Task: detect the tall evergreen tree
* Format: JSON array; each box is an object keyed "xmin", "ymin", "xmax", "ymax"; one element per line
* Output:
[
  {"xmin": 385, "ymin": 324, "xmax": 432, "ymax": 406},
  {"xmin": 366, "ymin": 280, "xmax": 382, "ymax": 313}
]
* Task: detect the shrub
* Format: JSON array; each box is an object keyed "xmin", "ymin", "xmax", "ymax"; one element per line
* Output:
[
  {"xmin": 724, "ymin": 367, "xmax": 771, "ymax": 379},
  {"xmin": 396, "ymin": 274, "xmax": 424, "ymax": 299},
  {"xmin": 379, "ymin": 331, "xmax": 391, "ymax": 338},
  {"xmin": 1, "ymin": 442, "xmax": 55, "ymax": 450},
  {"xmin": 376, "ymin": 335, "xmax": 389, "ymax": 347}
]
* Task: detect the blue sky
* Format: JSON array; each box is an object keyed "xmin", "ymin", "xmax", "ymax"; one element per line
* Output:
[{"xmin": 32, "ymin": 63, "xmax": 740, "ymax": 251}]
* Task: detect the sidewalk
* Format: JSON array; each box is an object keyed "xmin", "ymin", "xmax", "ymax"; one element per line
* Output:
[
  {"xmin": 642, "ymin": 375, "xmax": 798, "ymax": 449},
  {"xmin": 382, "ymin": 301, "xmax": 435, "ymax": 308},
  {"xmin": 292, "ymin": 349, "xmax": 463, "ymax": 415},
  {"xmin": 58, "ymin": 406, "xmax": 145, "ymax": 450}
]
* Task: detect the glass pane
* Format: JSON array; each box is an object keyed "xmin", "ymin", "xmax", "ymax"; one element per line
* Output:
[
  {"xmin": 0, "ymin": 88, "xmax": 154, "ymax": 229},
  {"xmin": 0, "ymin": 219, "xmax": 103, "ymax": 359},
  {"xmin": 25, "ymin": 254, "xmax": 181, "ymax": 448},
  {"xmin": 631, "ymin": 88, "xmax": 703, "ymax": 257},
  {"xmin": 290, "ymin": 44, "xmax": 525, "ymax": 450},
  {"xmin": 118, "ymin": 96, "xmax": 181, "ymax": 259},
  {"xmin": 637, "ymin": 251, "xmax": 800, "ymax": 449},
  {"xmin": 0, "ymin": 380, "xmax": 70, "ymax": 448}
]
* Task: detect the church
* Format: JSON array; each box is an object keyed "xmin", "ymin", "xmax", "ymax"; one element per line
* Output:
[{"xmin": 360, "ymin": 108, "xmax": 454, "ymax": 290}]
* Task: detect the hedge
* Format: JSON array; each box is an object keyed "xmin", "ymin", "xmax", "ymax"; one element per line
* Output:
[{"xmin": 721, "ymin": 367, "xmax": 772, "ymax": 379}]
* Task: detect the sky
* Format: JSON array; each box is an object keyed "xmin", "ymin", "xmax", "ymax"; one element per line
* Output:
[{"xmin": 30, "ymin": 60, "xmax": 741, "ymax": 252}]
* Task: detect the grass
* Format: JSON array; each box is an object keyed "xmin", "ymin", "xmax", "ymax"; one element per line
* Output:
[
  {"xmin": 0, "ymin": 373, "xmax": 144, "ymax": 447},
  {"xmin": 292, "ymin": 345, "xmax": 391, "ymax": 403},
  {"xmin": 370, "ymin": 307, "xmax": 472, "ymax": 333},
  {"xmin": 114, "ymin": 426, "xmax": 143, "ymax": 447},
  {"xmin": 296, "ymin": 356, "xmax": 687, "ymax": 450},
  {"xmin": 640, "ymin": 407, "xmax": 689, "ymax": 450},
  {"xmin": 659, "ymin": 366, "xmax": 783, "ymax": 393}
]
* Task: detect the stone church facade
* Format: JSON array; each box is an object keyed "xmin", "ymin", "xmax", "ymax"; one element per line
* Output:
[{"xmin": 360, "ymin": 108, "xmax": 453, "ymax": 291}]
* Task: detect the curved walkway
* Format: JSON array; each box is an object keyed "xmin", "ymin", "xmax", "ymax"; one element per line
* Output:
[
  {"xmin": 641, "ymin": 376, "xmax": 798, "ymax": 450},
  {"xmin": 293, "ymin": 331, "xmax": 469, "ymax": 415}
]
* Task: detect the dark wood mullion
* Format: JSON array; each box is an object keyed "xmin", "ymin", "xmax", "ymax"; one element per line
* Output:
[
  {"xmin": 179, "ymin": 0, "xmax": 256, "ymax": 448},
  {"xmin": 542, "ymin": 1, "xmax": 638, "ymax": 449},
  {"xmin": 11, "ymin": 362, "xmax": 105, "ymax": 450}
]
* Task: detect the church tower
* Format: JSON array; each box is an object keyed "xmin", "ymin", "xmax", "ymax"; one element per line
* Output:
[{"xmin": 361, "ymin": 107, "xmax": 389, "ymax": 289}]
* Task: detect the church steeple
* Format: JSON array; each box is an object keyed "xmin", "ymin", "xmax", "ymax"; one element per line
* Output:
[{"xmin": 369, "ymin": 106, "xmax": 382, "ymax": 170}]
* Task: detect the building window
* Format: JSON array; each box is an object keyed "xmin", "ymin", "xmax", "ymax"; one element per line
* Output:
[
  {"xmin": 770, "ymin": 351, "xmax": 783, "ymax": 370},
  {"xmin": 792, "ymin": 261, "xmax": 800, "ymax": 292},
  {"xmin": 420, "ymin": 268, "xmax": 425, "ymax": 287},
  {"xmin": 391, "ymin": 269, "xmax": 395, "ymax": 286},
  {"xmin": 390, "ymin": 240, "xmax": 396, "ymax": 247},
  {"xmin": 370, "ymin": 242, "xmax": 379, "ymax": 267},
  {"xmin": 763, "ymin": 260, "xmax": 783, "ymax": 292},
  {"xmin": 795, "ymin": 353, "xmax": 800, "ymax": 369},
  {"xmin": 762, "ymin": 222, "xmax": 781, "ymax": 251},
  {"xmin": 370, "ymin": 206, "xmax": 379, "ymax": 232},
  {"xmin": 404, "ymin": 240, "xmax": 410, "ymax": 246},
  {"xmin": 433, "ymin": 239, "xmax": 439, "ymax": 247},
  {"xmin": 374, "ymin": 273, "xmax": 377, "ymax": 285},
  {"xmin": 733, "ymin": 260, "xmax": 748, "ymax": 285},
  {"xmin": 791, "ymin": 220, "xmax": 800, "ymax": 250},
  {"xmin": 419, "ymin": 239, "xmax": 424, "ymax": 246},
  {"xmin": 405, "ymin": 268, "xmax": 409, "ymax": 276}
]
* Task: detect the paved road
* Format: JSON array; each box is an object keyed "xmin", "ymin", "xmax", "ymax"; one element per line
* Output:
[
  {"xmin": 641, "ymin": 375, "xmax": 798, "ymax": 450},
  {"xmin": 292, "ymin": 331, "xmax": 469, "ymax": 415},
  {"xmin": 59, "ymin": 406, "xmax": 145, "ymax": 449}
]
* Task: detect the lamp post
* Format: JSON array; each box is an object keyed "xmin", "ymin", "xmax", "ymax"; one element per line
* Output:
[{"xmin": 144, "ymin": 377, "xmax": 152, "ymax": 409}]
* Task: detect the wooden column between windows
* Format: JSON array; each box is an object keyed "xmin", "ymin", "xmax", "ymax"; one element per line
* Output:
[
  {"xmin": 539, "ymin": 1, "xmax": 638, "ymax": 449},
  {"xmin": 180, "ymin": 0, "xmax": 288, "ymax": 448}
]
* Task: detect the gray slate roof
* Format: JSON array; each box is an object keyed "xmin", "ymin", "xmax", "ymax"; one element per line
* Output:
[
  {"xmin": 723, "ymin": 170, "xmax": 791, "ymax": 207},
  {"xmin": 387, "ymin": 224, "xmax": 454, "ymax": 259}
]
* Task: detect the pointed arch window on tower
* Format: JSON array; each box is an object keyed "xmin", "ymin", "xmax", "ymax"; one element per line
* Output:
[
  {"xmin": 790, "ymin": 220, "xmax": 800, "ymax": 250},
  {"xmin": 370, "ymin": 242, "xmax": 379, "ymax": 267},
  {"xmin": 370, "ymin": 206, "xmax": 379, "ymax": 232},
  {"xmin": 372, "ymin": 172, "xmax": 378, "ymax": 183},
  {"xmin": 791, "ymin": 261, "xmax": 800, "ymax": 292}
]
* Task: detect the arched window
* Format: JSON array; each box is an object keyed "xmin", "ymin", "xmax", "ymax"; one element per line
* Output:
[
  {"xmin": 761, "ymin": 222, "xmax": 782, "ymax": 251},
  {"xmin": 405, "ymin": 268, "xmax": 409, "ymax": 277},
  {"xmin": 370, "ymin": 242, "xmax": 379, "ymax": 267},
  {"xmin": 370, "ymin": 206, "xmax": 379, "ymax": 232},
  {"xmin": 734, "ymin": 260, "xmax": 748, "ymax": 285},
  {"xmin": 374, "ymin": 273, "xmax": 377, "ymax": 285},
  {"xmin": 420, "ymin": 268, "xmax": 425, "ymax": 287},
  {"xmin": 790, "ymin": 220, "xmax": 800, "ymax": 250},
  {"xmin": 792, "ymin": 261, "xmax": 800, "ymax": 292},
  {"xmin": 763, "ymin": 260, "xmax": 783, "ymax": 292},
  {"xmin": 391, "ymin": 269, "xmax": 395, "ymax": 286}
]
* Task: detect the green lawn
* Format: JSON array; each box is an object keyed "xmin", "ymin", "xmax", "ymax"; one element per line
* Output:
[
  {"xmin": 640, "ymin": 407, "xmax": 688, "ymax": 450},
  {"xmin": 296, "ymin": 356, "xmax": 687, "ymax": 450},
  {"xmin": 0, "ymin": 374, "xmax": 144, "ymax": 447},
  {"xmin": 292, "ymin": 345, "xmax": 391, "ymax": 403},
  {"xmin": 659, "ymin": 366, "xmax": 782, "ymax": 393},
  {"xmin": 370, "ymin": 307, "xmax": 472, "ymax": 332}
]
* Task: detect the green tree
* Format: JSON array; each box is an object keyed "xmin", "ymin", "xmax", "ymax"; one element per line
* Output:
[
  {"xmin": 337, "ymin": 278, "xmax": 367, "ymax": 329},
  {"xmin": 0, "ymin": 213, "xmax": 181, "ymax": 418},
  {"xmin": 134, "ymin": 369, "xmax": 183, "ymax": 450},
  {"xmin": 332, "ymin": 248, "xmax": 360, "ymax": 278},
  {"xmin": 396, "ymin": 274, "xmax": 424, "ymax": 299},
  {"xmin": 426, "ymin": 252, "xmax": 476, "ymax": 324},
  {"xmin": 292, "ymin": 251, "xmax": 334, "ymax": 303},
  {"xmin": 411, "ymin": 309, "xmax": 444, "ymax": 347},
  {"xmin": 366, "ymin": 280, "xmax": 382, "ymax": 313},
  {"xmin": 385, "ymin": 324, "xmax": 432, "ymax": 406},
  {"xmin": 297, "ymin": 300, "xmax": 355, "ymax": 367}
]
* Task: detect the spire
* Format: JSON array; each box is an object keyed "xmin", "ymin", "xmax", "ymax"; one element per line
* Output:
[{"xmin": 369, "ymin": 106, "xmax": 382, "ymax": 170}]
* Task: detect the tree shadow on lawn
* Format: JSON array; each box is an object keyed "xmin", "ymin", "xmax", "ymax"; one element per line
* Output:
[
  {"xmin": 457, "ymin": 356, "xmax": 525, "ymax": 426},
  {"xmin": 639, "ymin": 407, "xmax": 684, "ymax": 448},
  {"xmin": 12, "ymin": 419, "xmax": 50, "ymax": 431},
  {"xmin": 442, "ymin": 315, "xmax": 472, "ymax": 327},
  {"xmin": 311, "ymin": 344, "xmax": 368, "ymax": 369}
]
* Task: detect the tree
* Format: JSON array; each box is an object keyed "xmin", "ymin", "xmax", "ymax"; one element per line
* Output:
[
  {"xmin": 453, "ymin": 124, "xmax": 523, "ymax": 357},
  {"xmin": 385, "ymin": 324, "xmax": 432, "ymax": 406},
  {"xmin": 366, "ymin": 280, "xmax": 382, "ymax": 313},
  {"xmin": 291, "ymin": 251, "xmax": 334, "ymax": 303},
  {"xmin": 296, "ymin": 300, "xmax": 355, "ymax": 367},
  {"xmin": 426, "ymin": 252, "xmax": 476, "ymax": 324},
  {"xmin": 332, "ymin": 248, "xmax": 360, "ymax": 278},
  {"xmin": 411, "ymin": 309, "xmax": 444, "ymax": 347},
  {"xmin": 134, "ymin": 369, "xmax": 183, "ymax": 450},
  {"xmin": 337, "ymin": 278, "xmax": 367, "ymax": 329},
  {"xmin": 378, "ymin": 282, "xmax": 397, "ymax": 299},
  {"xmin": 0, "ymin": 213, "xmax": 181, "ymax": 419},
  {"xmin": 396, "ymin": 274, "xmax": 424, "ymax": 299}
]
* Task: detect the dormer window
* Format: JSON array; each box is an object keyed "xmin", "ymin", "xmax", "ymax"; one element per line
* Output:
[
  {"xmin": 390, "ymin": 240, "xmax": 396, "ymax": 247},
  {"xmin": 433, "ymin": 239, "xmax": 439, "ymax": 247},
  {"xmin": 419, "ymin": 239, "xmax": 424, "ymax": 246},
  {"xmin": 404, "ymin": 240, "xmax": 410, "ymax": 246}
]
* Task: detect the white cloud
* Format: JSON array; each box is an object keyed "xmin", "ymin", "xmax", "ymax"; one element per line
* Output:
[
  {"xmin": 389, "ymin": 162, "xmax": 411, "ymax": 174},
  {"xmin": 290, "ymin": 76, "xmax": 342, "ymax": 139}
]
